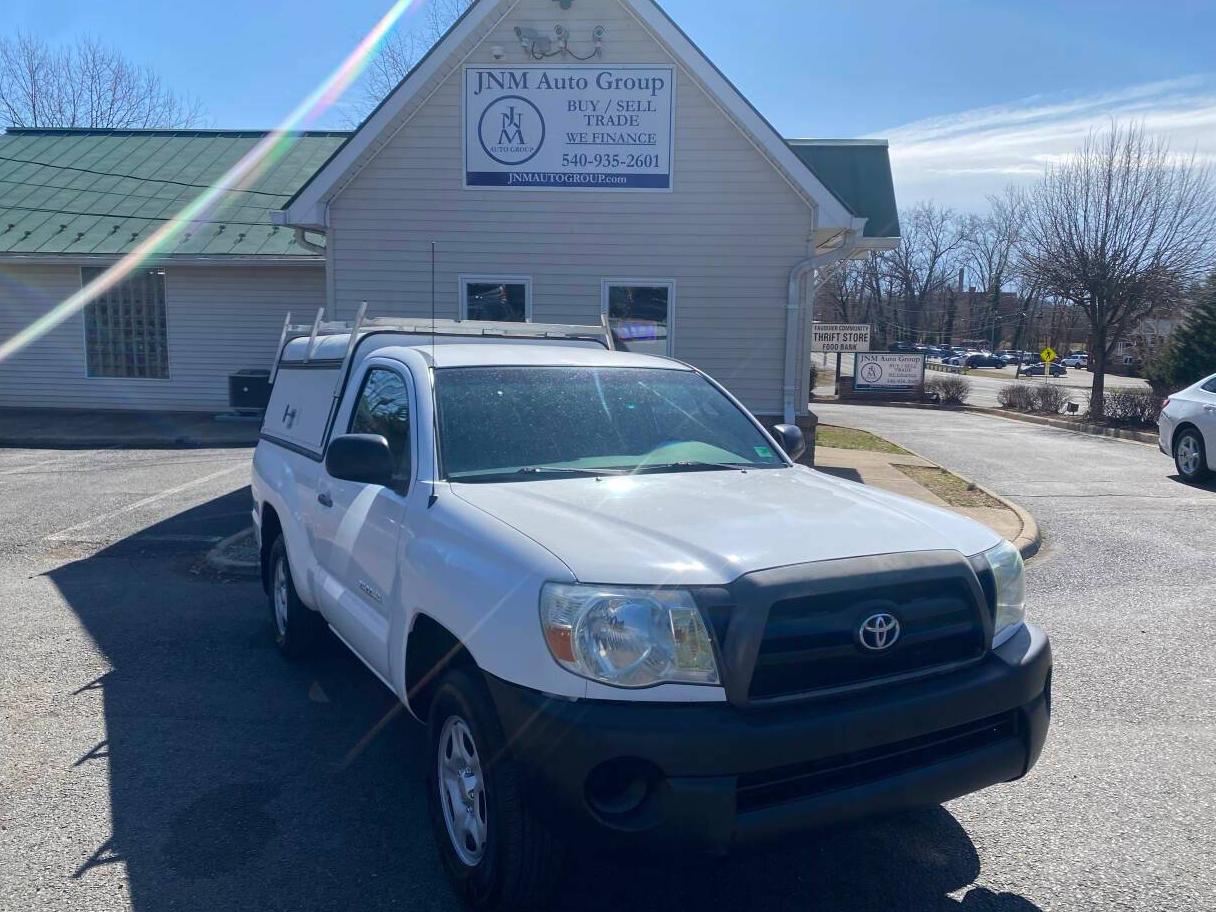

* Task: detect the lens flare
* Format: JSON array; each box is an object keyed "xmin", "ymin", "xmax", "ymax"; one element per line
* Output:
[{"xmin": 0, "ymin": 0, "xmax": 419, "ymax": 364}]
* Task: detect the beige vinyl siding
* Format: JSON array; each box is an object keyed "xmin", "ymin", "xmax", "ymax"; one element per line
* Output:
[
  {"xmin": 0, "ymin": 263, "xmax": 324, "ymax": 411},
  {"xmin": 326, "ymin": 0, "xmax": 813, "ymax": 416}
]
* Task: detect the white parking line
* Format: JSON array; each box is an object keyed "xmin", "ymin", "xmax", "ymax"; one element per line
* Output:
[{"xmin": 45, "ymin": 464, "xmax": 247, "ymax": 542}]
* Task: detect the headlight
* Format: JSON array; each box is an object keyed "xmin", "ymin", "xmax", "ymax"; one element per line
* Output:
[
  {"xmin": 540, "ymin": 583, "xmax": 720, "ymax": 688},
  {"xmin": 982, "ymin": 540, "xmax": 1026, "ymax": 641}
]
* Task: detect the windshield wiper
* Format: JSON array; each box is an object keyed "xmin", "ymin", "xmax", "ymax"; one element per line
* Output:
[
  {"xmin": 632, "ymin": 461, "xmax": 755, "ymax": 475},
  {"xmin": 452, "ymin": 465, "xmax": 628, "ymax": 483},
  {"xmin": 516, "ymin": 465, "xmax": 628, "ymax": 477}
]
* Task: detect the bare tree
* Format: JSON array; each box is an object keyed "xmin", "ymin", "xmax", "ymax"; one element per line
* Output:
[
  {"xmin": 0, "ymin": 33, "xmax": 202, "ymax": 129},
  {"xmin": 882, "ymin": 202, "xmax": 967, "ymax": 342},
  {"xmin": 962, "ymin": 188, "xmax": 1025, "ymax": 348},
  {"xmin": 1021, "ymin": 124, "xmax": 1216, "ymax": 416},
  {"xmin": 351, "ymin": 0, "xmax": 470, "ymax": 124}
]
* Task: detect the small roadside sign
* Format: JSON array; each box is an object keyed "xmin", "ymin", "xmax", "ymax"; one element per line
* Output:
[
  {"xmin": 853, "ymin": 352, "xmax": 926, "ymax": 391},
  {"xmin": 812, "ymin": 323, "xmax": 871, "ymax": 353},
  {"xmin": 1040, "ymin": 347, "xmax": 1058, "ymax": 363}
]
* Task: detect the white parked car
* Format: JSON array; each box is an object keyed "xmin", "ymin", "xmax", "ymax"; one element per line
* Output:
[
  {"xmin": 1061, "ymin": 354, "xmax": 1087, "ymax": 368},
  {"xmin": 252, "ymin": 316, "xmax": 1051, "ymax": 911},
  {"xmin": 1159, "ymin": 372, "xmax": 1216, "ymax": 482}
]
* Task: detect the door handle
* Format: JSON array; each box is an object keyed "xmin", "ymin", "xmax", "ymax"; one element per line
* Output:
[{"xmin": 317, "ymin": 492, "xmax": 334, "ymax": 508}]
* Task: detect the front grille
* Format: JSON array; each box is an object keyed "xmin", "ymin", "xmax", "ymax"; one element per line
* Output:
[
  {"xmin": 748, "ymin": 578, "xmax": 985, "ymax": 700},
  {"xmin": 736, "ymin": 711, "xmax": 1019, "ymax": 812}
]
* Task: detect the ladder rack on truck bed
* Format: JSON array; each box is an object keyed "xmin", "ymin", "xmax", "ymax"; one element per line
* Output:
[{"xmin": 270, "ymin": 304, "xmax": 616, "ymax": 382}]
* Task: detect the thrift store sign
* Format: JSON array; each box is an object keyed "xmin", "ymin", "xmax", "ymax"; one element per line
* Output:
[{"xmin": 464, "ymin": 66, "xmax": 675, "ymax": 189}]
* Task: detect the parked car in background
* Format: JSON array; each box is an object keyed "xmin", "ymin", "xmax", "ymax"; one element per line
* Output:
[
  {"xmin": 1159, "ymin": 373, "xmax": 1216, "ymax": 482},
  {"xmin": 1061, "ymin": 354, "xmax": 1088, "ymax": 369},
  {"xmin": 965, "ymin": 353, "xmax": 1008, "ymax": 369},
  {"xmin": 1022, "ymin": 362, "xmax": 1067, "ymax": 377}
]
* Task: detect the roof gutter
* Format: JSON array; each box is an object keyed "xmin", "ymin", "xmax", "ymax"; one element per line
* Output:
[
  {"xmin": 293, "ymin": 228, "xmax": 327, "ymax": 256},
  {"xmin": 783, "ymin": 230, "xmax": 859, "ymax": 424}
]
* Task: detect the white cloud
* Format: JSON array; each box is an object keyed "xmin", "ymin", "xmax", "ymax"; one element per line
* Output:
[{"xmin": 877, "ymin": 76, "xmax": 1216, "ymax": 211}]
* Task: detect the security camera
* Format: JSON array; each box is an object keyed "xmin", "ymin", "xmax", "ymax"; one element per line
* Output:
[
  {"xmin": 554, "ymin": 24, "xmax": 568, "ymax": 41},
  {"xmin": 491, "ymin": 45, "xmax": 506, "ymax": 60},
  {"xmin": 514, "ymin": 26, "xmax": 552, "ymax": 55}
]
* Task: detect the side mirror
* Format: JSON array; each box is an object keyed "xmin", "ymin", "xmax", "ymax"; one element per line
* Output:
[
  {"xmin": 771, "ymin": 424, "xmax": 806, "ymax": 462},
  {"xmin": 325, "ymin": 434, "xmax": 395, "ymax": 486}
]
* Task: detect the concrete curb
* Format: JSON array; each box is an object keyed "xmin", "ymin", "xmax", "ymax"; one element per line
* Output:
[
  {"xmin": 902, "ymin": 444, "xmax": 1043, "ymax": 562},
  {"xmin": 821, "ymin": 430, "xmax": 1044, "ymax": 562},
  {"xmin": 205, "ymin": 528, "xmax": 260, "ymax": 579}
]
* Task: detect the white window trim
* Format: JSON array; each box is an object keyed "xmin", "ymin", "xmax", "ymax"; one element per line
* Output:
[
  {"xmin": 601, "ymin": 279, "xmax": 676, "ymax": 356},
  {"xmin": 458, "ymin": 275, "xmax": 533, "ymax": 322},
  {"xmin": 79, "ymin": 266, "xmax": 173, "ymax": 381}
]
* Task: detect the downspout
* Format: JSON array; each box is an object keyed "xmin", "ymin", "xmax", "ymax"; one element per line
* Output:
[
  {"xmin": 293, "ymin": 227, "xmax": 327, "ymax": 256},
  {"xmin": 783, "ymin": 230, "xmax": 859, "ymax": 423}
]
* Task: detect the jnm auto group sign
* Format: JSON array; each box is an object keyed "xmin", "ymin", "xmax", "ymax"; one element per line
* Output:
[{"xmin": 464, "ymin": 66, "xmax": 675, "ymax": 189}]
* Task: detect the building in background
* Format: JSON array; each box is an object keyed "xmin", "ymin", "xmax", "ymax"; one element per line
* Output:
[{"xmin": 0, "ymin": 0, "xmax": 900, "ymax": 425}]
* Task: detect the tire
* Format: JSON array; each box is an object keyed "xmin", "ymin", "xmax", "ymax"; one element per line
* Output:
[
  {"xmin": 1174, "ymin": 428, "xmax": 1212, "ymax": 483},
  {"xmin": 267, "ymin": 535, "xmax": 325, "ymax": 659},
  {"xmin": 426, "ymin": 668, "xmax": 563, "ymax": 912}
]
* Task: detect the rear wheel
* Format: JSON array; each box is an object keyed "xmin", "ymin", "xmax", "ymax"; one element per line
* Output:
[
  {"xmin": 1174, "ymin": 428, "xmax": 1212, "ymax": 483},
  {"xmin": 267, "ymin": 536, "xmax": 325, "ymax": 659},
  {"xmin": 426, "ymin": 668, "xmax": 563, "ymax": 911}
]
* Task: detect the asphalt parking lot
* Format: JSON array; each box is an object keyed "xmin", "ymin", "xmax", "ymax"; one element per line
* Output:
[{"xmin": 1, "ymin": 412, "xmax": 1214, "ymax": 912}]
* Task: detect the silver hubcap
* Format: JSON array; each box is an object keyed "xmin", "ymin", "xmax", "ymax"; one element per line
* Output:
[
  {"xmin": 438, "ymin": 716, "xmax": 487, "ymax": 866},
  {"xmin": 1178, "ymin": 436, "xmax": 1202, "ymax": 475},
  {"xmin": 273, "ymin": 556, "xmax": 289, "ymax": 638}
]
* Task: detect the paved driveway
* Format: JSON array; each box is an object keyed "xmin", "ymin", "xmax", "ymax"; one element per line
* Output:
[{"xmin": 1, "ymin": 421, "xmax": 1213, "ymax": 912}]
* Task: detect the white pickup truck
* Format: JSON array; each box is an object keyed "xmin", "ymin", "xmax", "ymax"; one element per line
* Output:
[{"xmin": 252, "ymin": 316, "xmax": 1051, "ymax": 911}]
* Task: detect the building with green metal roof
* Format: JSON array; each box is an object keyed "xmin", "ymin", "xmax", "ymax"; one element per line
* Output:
[{"xmin": 0, "ymin": 0, "xmax": 899, "ymax": 417}]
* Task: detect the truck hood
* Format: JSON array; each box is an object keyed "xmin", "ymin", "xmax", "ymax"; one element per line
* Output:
[{"xmin": 451, "ymin": 466, "xmax": 1001, "ymax": 586}]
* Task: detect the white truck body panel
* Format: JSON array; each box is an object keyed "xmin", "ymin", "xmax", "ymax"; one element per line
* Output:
[{"xmin": 253, "ymin": 335, "xmax": 1007, "ymax": 714}]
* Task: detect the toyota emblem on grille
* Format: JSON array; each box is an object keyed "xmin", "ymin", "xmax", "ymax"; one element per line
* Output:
[{"xmin": 859, "ymin": 613, "xmax": 901, "ymax": 651}]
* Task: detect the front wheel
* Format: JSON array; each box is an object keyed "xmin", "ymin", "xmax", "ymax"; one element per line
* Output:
[
  {"xmin": 426, "ymin": 668, "xmax": 563, "ymax": 911},
  {"xmin": 1175, "ymin": 428, "xmax": 1212, "ymax": 483}
]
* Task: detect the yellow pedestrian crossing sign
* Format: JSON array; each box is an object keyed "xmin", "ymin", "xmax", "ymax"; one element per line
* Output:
[{"xmin": 1040, "ymin": 347, "xmax": 1058, "ymax": 363}]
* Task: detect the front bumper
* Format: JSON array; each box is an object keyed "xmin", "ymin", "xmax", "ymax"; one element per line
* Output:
[{"xmin": 487, "ymin": 623, "xmax": 1051, "ymax": 854}]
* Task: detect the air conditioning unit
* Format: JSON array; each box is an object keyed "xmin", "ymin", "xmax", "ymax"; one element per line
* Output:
[{"xmin": 229, "ymin": 369, "xmax": 272, "ymax": 411}]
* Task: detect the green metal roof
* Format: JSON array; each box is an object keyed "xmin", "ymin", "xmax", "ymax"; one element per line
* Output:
[
  {"xmin": 0, "ymin": 128, "xmax": 898, "ymax": 257},
  {"xmin": 786, "ymin": 140, "xmax": 901, "ymax": 240},
  {"xmin": 0, "ymin": 129, "xmax": 349, "ymax": 258}
]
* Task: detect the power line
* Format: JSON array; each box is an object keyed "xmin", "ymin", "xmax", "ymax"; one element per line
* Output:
[
  {"xmin": 0, "ymin": 153, "xmax": 289, "ymax": 198},
  {"xmin": 0, "ymin": 203, "xmax": 281, "ymax": 230}
]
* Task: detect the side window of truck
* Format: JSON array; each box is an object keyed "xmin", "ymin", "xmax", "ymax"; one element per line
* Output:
[{"xmin": 349, "ymin": 368, "xmax": 412, "ymax": 484}]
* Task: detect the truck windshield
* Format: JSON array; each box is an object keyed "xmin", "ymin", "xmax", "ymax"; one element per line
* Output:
[{"xmin": 435, "ymin": 366, "xmax": 788, "ymax": 482}]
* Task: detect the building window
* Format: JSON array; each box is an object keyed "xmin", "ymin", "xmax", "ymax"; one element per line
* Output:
[
  {"xmin": 602, "ymin": 281, "xmax": 674, "ymax": 356},
  {"xmin": 460, "ymin": 276, "xmax": 531, "ymax": 322},
  {"xmin": 82, "ymin": 267, "xmax": 169, "ymax": 379}
]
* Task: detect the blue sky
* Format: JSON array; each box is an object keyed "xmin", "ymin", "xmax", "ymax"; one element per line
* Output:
[{"xmin": 7, "ymin": 0, "xmax": 1216, "ymax": 209}]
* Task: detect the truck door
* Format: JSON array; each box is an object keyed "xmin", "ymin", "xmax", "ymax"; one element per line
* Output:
[{"xmin": 311, "ymin": 362, "xmax": 417, "ymax": 681}]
